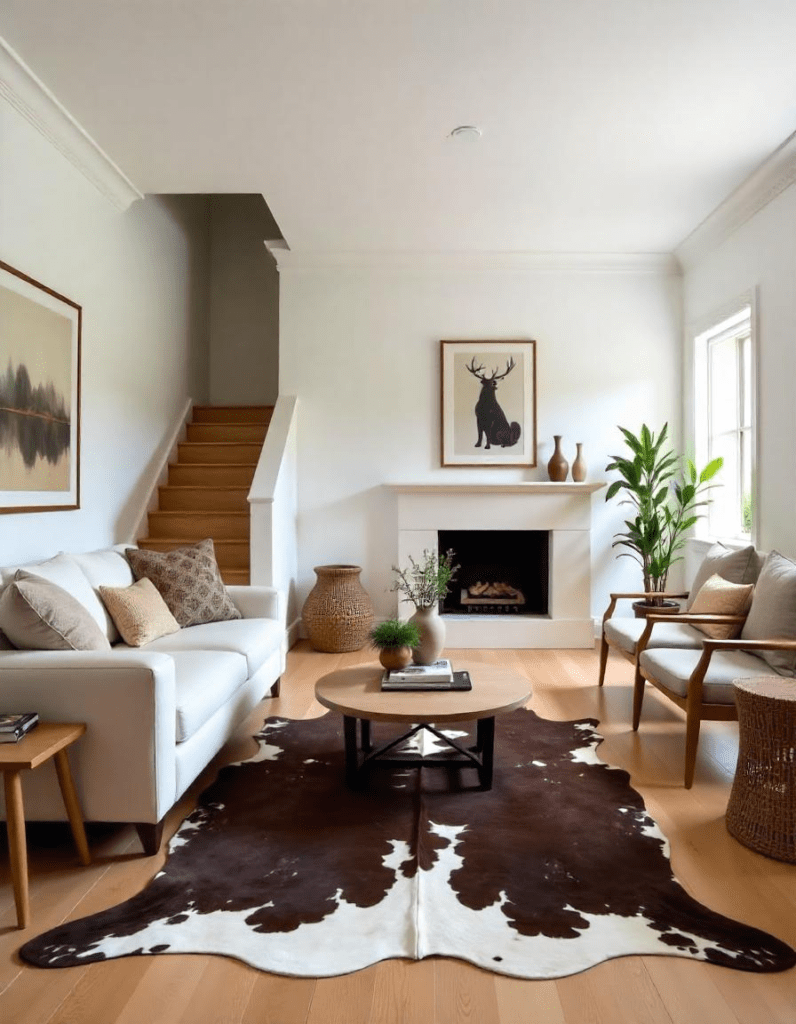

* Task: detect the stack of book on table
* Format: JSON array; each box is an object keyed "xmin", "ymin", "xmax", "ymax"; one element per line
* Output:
[
  {"xmin": 381, "ymin": 659, "xmax": 472, "ymax": 691},
  {"xmin": 0, "ymin": 713, "xmax": 39, "ymax": 744}
]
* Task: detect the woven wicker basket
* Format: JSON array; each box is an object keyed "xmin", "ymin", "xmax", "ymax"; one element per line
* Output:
[
  {"xmin": 726, "ymin": 677, "xmax": 796, "ymax": 863},
  {"xmin": 302, "ymin": 564, "xmax": 374, "ymax": 653}
]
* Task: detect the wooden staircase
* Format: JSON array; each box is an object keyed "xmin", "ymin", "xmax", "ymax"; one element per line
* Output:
[{"xmin": 137, "ymin": 405, "xmax": 273, "ymax": 584}]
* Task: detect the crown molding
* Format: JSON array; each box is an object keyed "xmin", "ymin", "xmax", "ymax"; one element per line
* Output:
[
  {"xmin": 676, "ymin": 130, "xmax": 796, "ymax": 270},
  {"xmin": 0, "ymin": 36, "xmax": 143, "ymax": 211},
  {"xmin": 267, "ymin": 249, "xmax": 679, "ymax": 275}
]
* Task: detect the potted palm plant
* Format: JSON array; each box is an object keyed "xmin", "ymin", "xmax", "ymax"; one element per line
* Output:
[
  {"xmin": 605, "ymin": 423, "xmax": 722, "ymax": 615},
  {"xmin": 368, "ymin": 620, "xmax": 421, "ymax": 670}
]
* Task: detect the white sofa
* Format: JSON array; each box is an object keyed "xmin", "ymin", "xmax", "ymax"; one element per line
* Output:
[{"xmin": 0, "ymin": 546, "xmax": 286, "ymax": 853}]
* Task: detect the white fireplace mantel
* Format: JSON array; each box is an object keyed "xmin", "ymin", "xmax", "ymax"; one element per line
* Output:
[{"xmin": 389, "ymin": 481, "xmax": 605, "ymax": 649}]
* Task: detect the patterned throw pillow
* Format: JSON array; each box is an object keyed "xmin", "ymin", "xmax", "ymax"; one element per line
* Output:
[
  {"xmin": 125, "ymin": 539, "xmax": 242, "ymax": 628},
  {"xmin": 99, "ymin": 578, "xmax": 181, "ymax": 647}
]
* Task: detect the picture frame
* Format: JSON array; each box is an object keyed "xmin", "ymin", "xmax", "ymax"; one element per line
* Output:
[
  {"xmin": 0, "ymin": 261, "xmax": 81, "ymax": 512},
  {"xmin": 440, "ymin": 339, "xmax": 536, "ymax": 467}
]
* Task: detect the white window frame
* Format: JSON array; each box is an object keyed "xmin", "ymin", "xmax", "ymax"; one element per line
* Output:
[{"xmin": 690, "ymin": 290, "xmax": 758, "ymax": 545}]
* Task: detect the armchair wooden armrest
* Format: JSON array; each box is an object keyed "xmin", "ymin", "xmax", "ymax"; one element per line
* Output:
[
  {"xmin": 602, "ymin": 592, "xmax": 689, "ymax": 624},
  {"xmin": 701, "ymin": 637, "xmax": 796, "ymax": 654},
  {"xmin": 636, "ymin": 613, "xmax": 747, "ymax": 656}
]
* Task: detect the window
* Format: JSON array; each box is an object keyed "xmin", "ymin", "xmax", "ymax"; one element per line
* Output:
[{"xmin": 693, "ymin": 301, "xmax": 755, "ymax": 541}]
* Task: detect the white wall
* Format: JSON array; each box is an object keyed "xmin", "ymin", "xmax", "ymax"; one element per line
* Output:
[
  {"xmin": 0, "ymin": 98, "xmax": 211, "ymax": 565},
  {"xmin": 278, "ymin": 257, "xmax": 682, "ymax": 621},
  {"xmin": 682, "ymin": 183, "xmax": 796, "ymax": 558},
  {"xmin": 208, "ymin": 195, "xmax": 279, "ymax": 406}
]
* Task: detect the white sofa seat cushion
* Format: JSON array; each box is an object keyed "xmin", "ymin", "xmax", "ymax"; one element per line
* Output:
[
  {"xmin": 604, "ymin": 617, "xmax": 704, "ymax": 655},
  {"xmin": 139, "ymin": 618, "xmax": 282, "ymax": 678},
  {"xmin": 162, "ymin": 649, "xmax": 250, "ymax": 742},
  {"xmin": 639, "ymin": 647, "xmax": 781, "ymax": 704}
]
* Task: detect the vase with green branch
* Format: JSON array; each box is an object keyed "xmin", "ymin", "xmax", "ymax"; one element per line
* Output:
[
  {"xmin": 605, "ymin": 423, "xmax": 722, "ymax": 608},
  {"xmin": 390, "ymin": 549, "xmax": 459, "ymax": 664}
]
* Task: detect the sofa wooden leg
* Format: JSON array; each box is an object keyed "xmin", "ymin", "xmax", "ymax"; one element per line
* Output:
[
  {"xmin": 632, "ymin": 669, "xmax": 646, "ymax": 731},
  {"xmin": 270, "ymin": 677, "xmax": 281, "ymax": 698},
  {"xmin": 598, "ymin": 636, "xmax": 609, "ymax": 686},
  {"xmin": 136, "ymin": 819, "xmax": 165, "ymax": 856}
]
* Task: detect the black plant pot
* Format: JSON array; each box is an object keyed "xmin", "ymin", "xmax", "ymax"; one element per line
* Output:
[{"xmin": 632, "ymin": 599, "xmax": 681, "ymax": 620}]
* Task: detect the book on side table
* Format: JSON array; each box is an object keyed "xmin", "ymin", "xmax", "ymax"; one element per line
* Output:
[
  {"xmin": 0, "ymin": 713, "xmax": 39, "ymax": 744},
  {"xmin": 381, "ymin": 660, "xmax": 472, "ymax": 691}
]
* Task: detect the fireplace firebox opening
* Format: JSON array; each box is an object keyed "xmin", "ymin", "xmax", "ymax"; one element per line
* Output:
[{"xmin": 439, "ymin": 530, "xmax": 549, "ymax": 616}]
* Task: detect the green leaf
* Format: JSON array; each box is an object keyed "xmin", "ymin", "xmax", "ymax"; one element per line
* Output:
[
  {"xmin": 605, "ymin": 480, "xmax": 625, "ymax": 501},
  {"xmin": 699, "ymin": 457, "xmax": 724, "ymax": 483}
]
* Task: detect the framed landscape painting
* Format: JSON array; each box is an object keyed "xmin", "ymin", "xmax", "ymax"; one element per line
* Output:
[
  {"xmin": 441, "ymin": 339, "xmax": 536, "ymax": 467},
  {"xmin": 0, "ymin": 261, "xmax": 81, "ymax": 512}
]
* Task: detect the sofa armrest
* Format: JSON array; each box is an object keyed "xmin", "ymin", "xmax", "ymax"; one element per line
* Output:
[
  {"xmin": 0, "ymin": 649, "xmax": 177, "ymax": 824},
  {"xmin": 226, "ymin": 585, "xmax": 283, "ymax": 623}
]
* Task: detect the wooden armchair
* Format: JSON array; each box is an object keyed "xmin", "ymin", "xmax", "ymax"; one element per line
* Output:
[
  {"xmin": 635, "ymin": 622, "xmax": 796, "ymax": 787},
  {"xmin": 598, "ymin": 591, "xmax": 690, "ymax": 686}
]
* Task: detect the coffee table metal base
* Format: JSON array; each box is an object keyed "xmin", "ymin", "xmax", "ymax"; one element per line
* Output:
[{"xmin": 343, "ymin": 715, "xmax": 495, "ymax": 789}]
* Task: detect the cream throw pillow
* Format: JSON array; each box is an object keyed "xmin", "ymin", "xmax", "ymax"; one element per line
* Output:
[
  {"xmin": 0, "ymin": 571, "xmax": 111, "ymax": 651},
  {"xmin": 689, "ymin": 574, "xmax": 754, "ymax": 640},
  {"xmin": 100, "ymin": 578, "xmax": 181, "ymax": 647}
]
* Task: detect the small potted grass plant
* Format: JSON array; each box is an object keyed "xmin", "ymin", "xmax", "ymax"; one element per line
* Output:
[{"xmin": 369, "ymin": 619, "xmax": 421, "ymax": 671}]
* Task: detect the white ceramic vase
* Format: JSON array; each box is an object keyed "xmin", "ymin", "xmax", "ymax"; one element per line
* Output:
[{"xmin": 409, "ymin": 604, "xmax": 446, "ymax": 665}]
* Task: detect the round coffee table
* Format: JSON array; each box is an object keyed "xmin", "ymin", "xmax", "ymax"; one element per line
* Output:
[{"xmin": 314, "ymin": 662, "xmax": 531, "ymax": 789}]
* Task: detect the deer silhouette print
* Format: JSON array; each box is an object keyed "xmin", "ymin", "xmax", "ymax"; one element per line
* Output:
[{"xmin": 465, "ymin": 357, "xmax": 522, "ymax": 449}]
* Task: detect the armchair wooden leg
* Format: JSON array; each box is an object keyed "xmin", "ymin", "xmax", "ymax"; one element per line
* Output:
[
  {"xmin": 598, "ymin": 636, "xmax": 609, "ymax": 687},
  {"xmin": 684, "ymin": 714, "xmax": 702, "ymax": 789},
  {"xmin": 632, "ymin": 668, "xmax": 646, "ymax": 731}
]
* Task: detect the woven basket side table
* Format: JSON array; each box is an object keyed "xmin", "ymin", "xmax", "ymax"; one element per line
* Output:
[{"xmin": 726, "ymin": 676, "xmax": 796, "ymax": 863}]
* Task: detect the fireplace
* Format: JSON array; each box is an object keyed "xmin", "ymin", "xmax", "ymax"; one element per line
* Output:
[
  {"xmin": 439, "ymin": 530, "xmax": 549, "ymax": 616},
  {"xmin": 391, "ymin": 482, "xmax": 603, "ymax": 648}
]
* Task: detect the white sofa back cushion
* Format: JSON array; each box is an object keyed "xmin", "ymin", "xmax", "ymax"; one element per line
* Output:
[{"xmin": 71, "ymin": 546, "xmax": 136, "ymax": 643}]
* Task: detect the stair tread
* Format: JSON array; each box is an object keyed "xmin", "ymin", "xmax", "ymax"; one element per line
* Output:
[{"xmin": 150, "ymin": 510, "xmax": 249, "ymax": 516}]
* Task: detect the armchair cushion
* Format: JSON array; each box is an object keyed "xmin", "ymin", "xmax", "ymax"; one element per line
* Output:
[
  {"xmin": 688, "ymin": 574, "xmax": 754, "ymax": 639},
  {"xmin": 640, "ymin": 647, "xmax": 780, "ymax": 704},
  {"xmin": 686, "ymin": 542, "xmax": 761, "ymax": 610},
  {"xmin": 604, "ymin": 617, "xmax": 704, "ymax": 655},
  {"xmin": 741, "ymin": 551, "xmax": 796, "ymax": 676}
]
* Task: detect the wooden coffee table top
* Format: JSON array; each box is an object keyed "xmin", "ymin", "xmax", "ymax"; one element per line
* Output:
[{"xmin": 315, "ymin": 662, "xmax": 531, "ymax": 724}]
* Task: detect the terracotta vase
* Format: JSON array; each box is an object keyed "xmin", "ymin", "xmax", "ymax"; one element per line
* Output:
[
  {"xmin": 409, "ymin": 604, "xmax": 446, "ymax": 665},
  {"xmin": 572, "ymin": 443, "xmax": 587, "ymax": 482},
  {"xmin": 547, "ymin": 436, "xmax": 569, "ymax": 482},
  {"xmin": 378, "ymin": 646, "xmax": 413, "ymax": 671},
  {"xmin": 302, "ymin": 565, "xmax": 374, "ymax": 652}
]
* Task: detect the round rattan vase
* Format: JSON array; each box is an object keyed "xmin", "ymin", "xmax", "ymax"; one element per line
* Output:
[
  {"xmin": 409, "ymin": 605, "xmax": 446, "ymax": 665},
  {"xmin": 378, "ymin": 646, "xmax": 413, "ymax": 671},
  {"xmin": 302, "ymin": 565, "xmax": 374, "ymax": 653}
]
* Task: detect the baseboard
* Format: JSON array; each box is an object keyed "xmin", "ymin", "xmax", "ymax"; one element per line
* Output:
[{"xmin": 286, "ymin": 616, "xmax": 302, "ymax": 650}]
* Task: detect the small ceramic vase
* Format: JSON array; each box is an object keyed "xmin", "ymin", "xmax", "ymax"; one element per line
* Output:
[
  {"xmin": 572, "ymin": 443, "xmax": 587, "ymax": 482},
  {"xmin": 378, "ymin": 646, "xmax": 413, "ymax": 671},
  {"xmin": 547, "ymin": 436, "xmax": 569, "ymax": 482},
  {"xmin": 409, "ymin": 604, "xmax": 446, "ymax": 665}
]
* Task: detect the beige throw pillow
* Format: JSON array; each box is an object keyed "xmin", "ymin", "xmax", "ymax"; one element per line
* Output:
[
  {"xmin": 686, "ymin": 542, "xmax": 761, "ymax": 610},
  {"xmin": 99, "ymin": 578, "xmax": 181, "ymax": 647},
  {"xmin": 125, "ymin": 539, "xmax": 241, "ymax": 628},
  {"xmin": 689, "ymin": 574, "xmax": 754, "ymax": 640},
  {"xmin": 0, "ymin": 571, "xmax": 112, "ymax": 651}
]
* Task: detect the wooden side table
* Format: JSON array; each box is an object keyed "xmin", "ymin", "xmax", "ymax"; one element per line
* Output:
[
  {"xmin": 726, "ymin": 677, "xmax": 796, "ymax": 863},
  {"xmin": 0, "ymin": 723, "xmax": 91, "ymax": 928}
]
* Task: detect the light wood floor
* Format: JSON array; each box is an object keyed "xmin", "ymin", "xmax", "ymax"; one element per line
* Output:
[{"xmin": 1, "ymin": 642, "xmax": 795, "ymax": 1023}]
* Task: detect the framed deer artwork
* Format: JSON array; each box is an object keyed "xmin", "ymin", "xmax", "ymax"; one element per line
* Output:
[{"xmin": 440, "ymin": 340, "xmax": 536, "ymax": 468}]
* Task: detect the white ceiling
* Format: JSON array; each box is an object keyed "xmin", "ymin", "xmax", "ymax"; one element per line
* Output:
[{"xmin": 2, "ymin": 0, "xmax": 796, "ymax": 255}]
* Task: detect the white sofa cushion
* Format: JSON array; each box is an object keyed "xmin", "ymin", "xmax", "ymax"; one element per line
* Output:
[
  {"xmin": 604, "ymin": 617, "xmax": 704, "ymax": 655},
  {"xmin": 139, "ymin": 617, "xmax": 283, "ymax": 678},
  {"xmin": 71, "ymin": 546, "xmax": 135, "ymax": 642},
  {"xmin": 640, "ymin": 647, "xmax": 780, "ymax": 704}
]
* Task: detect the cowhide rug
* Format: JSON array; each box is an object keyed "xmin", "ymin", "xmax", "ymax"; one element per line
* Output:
[{"xmin": 20, "ymin": 710, "xmax": 795, "ymax": 978}]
